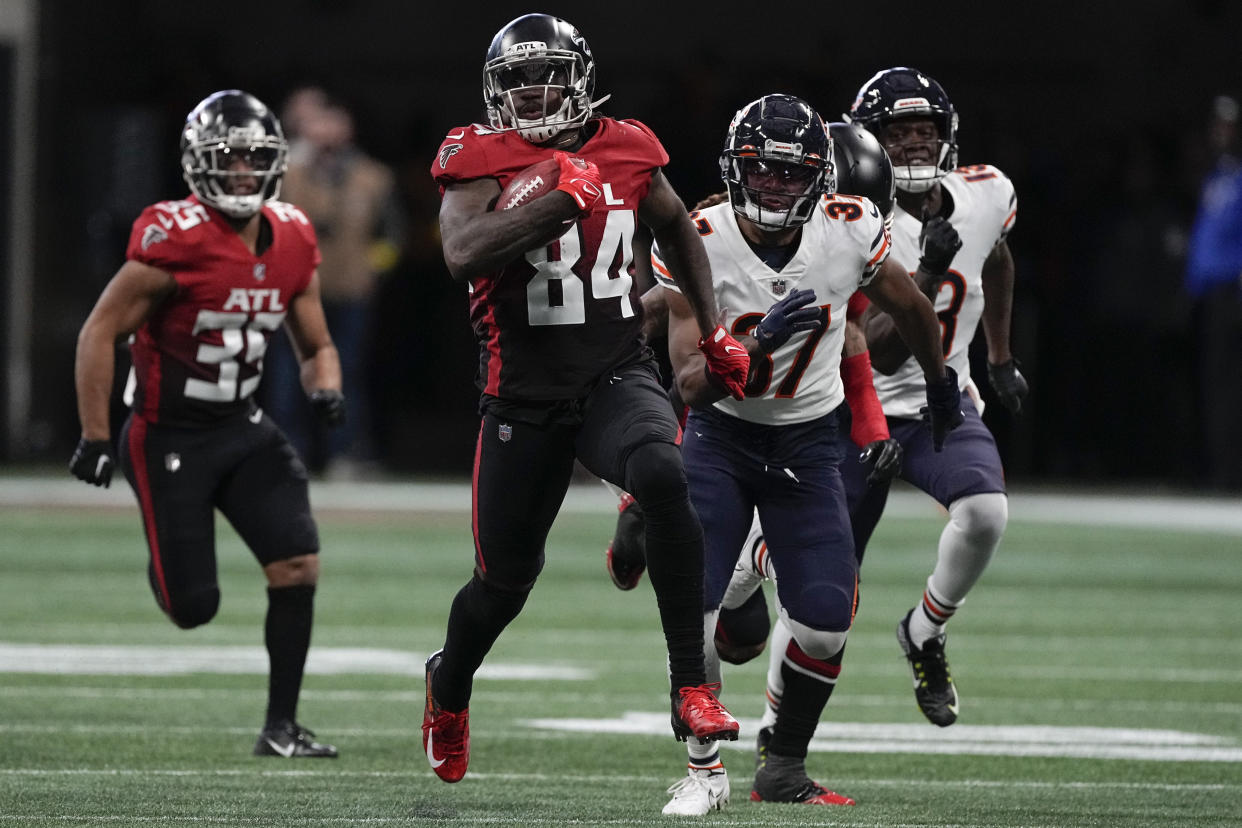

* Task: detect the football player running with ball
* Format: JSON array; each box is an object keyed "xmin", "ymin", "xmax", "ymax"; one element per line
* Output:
[
  {"xmin": 727, "ymin": 68, "xmax": 1030, "ymax": 750},
  {"xmin": 657, "ymin": 93, "xmax": 961, "ymax": 814},
  {"xmin": 71, "ymin": 90, "xmax": 344, "ymax": 758},
  {"xmin": 423, "ymin": 13, "xmax": 749, "ymax": 783}
]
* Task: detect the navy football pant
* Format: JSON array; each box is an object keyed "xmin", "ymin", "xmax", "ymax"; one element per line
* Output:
[
  {"xmin": 842, "ymin": 403, "xmax": 1004, "ymax": 563},
  {"xmin": 681, "ymin": 406, "xmax": 857, "ymax": 634}
]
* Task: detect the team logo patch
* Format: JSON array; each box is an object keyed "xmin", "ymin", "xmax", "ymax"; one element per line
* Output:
[
  {"xmin": 253, "ymin": 263, "xmax": 266, "ymax": 281},
  {"xmin": 771, "ymin": 279, "xmax": 787, "ymax": 296},
  {"xmin": 164, "ymin": 453, "xmax": 181, "ymax": 473},
  {"xmin": 438, "ymin": 143, "xmax": 463, "ymax": 169},
  {"xmin": 498, "ymin": 423, "xmax": 513, "ymax": 443},
  {"xmin": 140, "ymin": 224, "xmax": 168, "ymax": 251}
]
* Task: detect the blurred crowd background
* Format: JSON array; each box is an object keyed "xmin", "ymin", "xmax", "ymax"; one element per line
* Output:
[{"xmin": 4, "ymin": 0, "xmax": 1241, "ymax": 490}]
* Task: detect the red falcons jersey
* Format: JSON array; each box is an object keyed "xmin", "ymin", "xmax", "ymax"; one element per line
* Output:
[
  {"xmin": 432, "ymin": 117, "xmax": 669, "ymax": 400},
  {"xmin": 125, "ymin": 196, "xmax": 320, "ymax": 426}
]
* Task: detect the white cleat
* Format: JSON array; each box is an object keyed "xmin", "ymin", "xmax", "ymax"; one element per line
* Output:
[
  {"xmin": 662, "ymin": 766, "xmax": 730, "ymax": 816},
  {"xmin": 720, "ymin": 515, "xmax": 772, "ymax": 611}
]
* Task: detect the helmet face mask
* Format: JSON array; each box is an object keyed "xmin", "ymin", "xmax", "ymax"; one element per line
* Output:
[
  {"xmin": 180, "ymin": 90, "xmax": 287, "ymax": 219},
  {"xmin": 483, "ymin": 14, "xmax": 598, "ymax": 144},
  {"xmin": 847, "ymin": 67, "xmax": 958, "ymax": 194},
  {"xmin": 720, "ymin": 94, "xmax": 834, "ymax": 232}
]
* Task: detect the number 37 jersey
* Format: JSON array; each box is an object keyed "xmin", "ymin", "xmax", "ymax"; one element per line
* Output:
[
  {"xmin": 124, "ymin": 196, "xmax": 320, "ymax": 427},
  {"xmin": 655, "ymin": 196, "xmax": 890, "ymax": 426}
]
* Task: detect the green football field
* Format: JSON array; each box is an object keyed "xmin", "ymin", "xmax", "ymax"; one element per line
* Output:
[{"xmin": 1, "ymin": 479, "xmax": 1239, "ymax": 826}]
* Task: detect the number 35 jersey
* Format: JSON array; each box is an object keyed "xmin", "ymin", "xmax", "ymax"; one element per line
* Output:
[
  {"xmin": 432, "ymin": 118, "xmax": 667, "ymax": 400},
  {"xmin": 874, "ymin": 165, "xmax": 1017, "ymax": 419},
  {"xmin": 124, "ymin": 196, "xmax": 320, "ymax": 427},
  {"xmin": 655, "ymin": 196, "xmax": 890, "ymax": 426}
]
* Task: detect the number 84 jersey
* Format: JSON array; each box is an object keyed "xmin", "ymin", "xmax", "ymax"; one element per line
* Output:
[
  {"xmin": 124, "ymin": 196, "xmax": 320, "ymax": 427},
  {"xmin": 655, "ymin": 195, "xmax": 890, "ymax": 426}
]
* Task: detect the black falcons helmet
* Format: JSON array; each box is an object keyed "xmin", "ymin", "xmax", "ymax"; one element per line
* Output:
[
  {"xmin": 719, "ymin": 93, "xmax": 834, "ymax": 231},
  {"xmin": 180, "ymin": 90, "xmax": 287, "ymax": 219},
  {"xmin": 847, "ymin": 67, "xmax": 958, "ymax": 193},
  {"xmin": 483, "ymin": 13, "xmax": 604, "ymax": 144},
  {"xmin": 829, "ymin": 121, "xmax": 895, "ymax": 218}
]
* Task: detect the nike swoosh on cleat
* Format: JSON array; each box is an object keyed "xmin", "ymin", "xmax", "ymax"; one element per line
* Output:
[
  {"xmin": 265, "ymin": 737, "xmax": 296, "ymax": 758},
  {"xmin": 425, "ymin": 729, "xmax": 446, "ymax": 768}
]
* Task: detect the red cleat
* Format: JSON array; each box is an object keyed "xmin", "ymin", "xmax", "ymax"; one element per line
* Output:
[
  {"xmin": 671, "ymin": 683, "xmax": 740, "ymax": 742},
  {"xmin": 749, "ymin": 785, "xmax": 856, "ymax": 806},
  {"xmin": 605, "ymin": 492, "xmax": 646, "ymax": 591},
  {"xmin": 422, "ymin": 649, "xmax": 470, "ymax": 783}
]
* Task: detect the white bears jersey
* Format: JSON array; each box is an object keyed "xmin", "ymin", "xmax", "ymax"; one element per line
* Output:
[
  {"xmin": 655, "ymin": 195, "xmax": 890, "ymax": 425},
  {"xmin": 874, "ymin": 164, "xmax": 1017, "ymax": 418}
]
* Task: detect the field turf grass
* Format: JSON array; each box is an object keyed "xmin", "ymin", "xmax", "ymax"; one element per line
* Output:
[{"xmin": 1, "ymin": 485, "xmax": 1239, "ymax": 826}]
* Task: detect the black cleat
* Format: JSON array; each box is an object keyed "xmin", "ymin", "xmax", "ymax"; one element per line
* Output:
[
  {"xmin": 253, "ymin": 720, "xmax": 338, "ymax": 758},
  {"xmin": 755, "ymin": 725, "xmax": 773, "ymax": 772},
  {"xmin": 896, "ymin": 609, "xmax": 959, "ymax": 726},
  {"xmin": 605, "ymin": 493, "xmax": 646, "ymax": 590},
  {"xmin": 750, "ymin": 752, "xmax": 855, "ymax": 805}
]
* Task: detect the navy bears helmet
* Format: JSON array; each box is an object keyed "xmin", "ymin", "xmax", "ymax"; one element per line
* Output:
[
  {"xmin": 719, "ymin": 93, "xmax": 834, "ymax": 231},
  {"xmin": 180, "ymin": 90, "xmax": 288, "ymax": 219},
  {"xmin": 847, "ymin": 67, "xmax": 958, "ymax": 194},
  {"xmin": 483, "ymin": 14, "xmax": 607, "ymax": 144}
]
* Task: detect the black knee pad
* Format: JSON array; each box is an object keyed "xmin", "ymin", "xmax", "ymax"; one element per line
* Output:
[
  {"xmin": 624, "ymin": 441, "xmax": 687, "ymax": 515},
  {"xmin": 164, "ymin": 585, "xmax": 220, "ymax": 629},
  {"xmin": 715, "ymin": 588, "xmax": 771, "ymax": 665}
]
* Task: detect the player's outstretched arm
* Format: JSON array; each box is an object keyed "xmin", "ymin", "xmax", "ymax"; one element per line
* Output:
[
  {"xmin": 639, "ymin": 171, "xmax": 719, "ymax": 337},
  {"xmin": 861, "ymin": 257, "xmax": 945, "ymax": 380},
  {"xmin": 980, "ymin": 240, "xmax": 1029, "ymax": 413},
  {"xmin": 285, "ymin": 270, "xmax": 345, "ymax": 425},
  {"xmin": 74, "ymin": 260, "xmax": 176, "ymax": 442},
  {"xmin": 71, "ymin": 260, "xmax": 176, "ymax": 486},
  {"xmin": 438, "ymin": 176, "xmax": 585, "ymax": 282}
]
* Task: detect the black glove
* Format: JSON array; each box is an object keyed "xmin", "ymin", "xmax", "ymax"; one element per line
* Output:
[
  {"xmin": 859, "ymin": 438, "xmax": 903, "ymax": 486},
  {"xmin": 310, "ymin": 389, "xmax": 347, "ymax": 428},
  {"xmin": 921, "ymin": 366, "xmax": 964, "ymax": 452},
  {"xmin": 753, "ymin": 288, "xmax": 822, "ymax": 353},
  {"xmin": 69, "ymin": 438, "xmax": 115, "ymax": 488},
  {"xmin": 987, "ymin": 358, "xmax": 1029, "ymax": 414},
  {"xmin": 918, "ymin": 213, "xmax": 962, "ymax": 276}
]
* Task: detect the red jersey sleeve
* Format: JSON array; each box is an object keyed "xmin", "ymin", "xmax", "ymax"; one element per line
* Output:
[
  {"xmin": 616, "ymin": 118, "xmax": 670, "ymax": 170},
  {"xmin": 431, "ymin": 125, "xmax": 498, "ymax": 187},
  {"xmin": 125, "ymin": 200, "xmax": 215, "ymax": 274}
]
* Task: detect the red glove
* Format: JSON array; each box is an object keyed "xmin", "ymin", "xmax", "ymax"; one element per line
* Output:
[
  {"xmin": 553, "ymin": 151, "xmax": 603, "ymax": 216},
  {"xmin": 698, "ymin": 325, "xmax": 750, "ymax": 401}
]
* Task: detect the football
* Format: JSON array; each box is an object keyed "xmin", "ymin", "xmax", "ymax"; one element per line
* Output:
[{"xmin": 494, "ymin": 158, "xmax": 561, "ymax": 211}]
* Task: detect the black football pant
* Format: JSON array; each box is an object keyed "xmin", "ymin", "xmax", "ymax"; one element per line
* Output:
[{"xmin": 435, "ymin": 360, "xmax": 707, "ymax": 711}]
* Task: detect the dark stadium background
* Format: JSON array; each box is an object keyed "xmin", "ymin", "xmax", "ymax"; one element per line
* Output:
[{"xmin": 8, "ymin": 0, "xmax": 1240, "ymax": 488}]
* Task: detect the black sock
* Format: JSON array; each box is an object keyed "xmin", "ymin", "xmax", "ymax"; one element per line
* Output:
[
  {"xmin": 264, "ymin": 584, "xmax": 315, "ymax": 727},
  {"xmin": 437, "ymin": 575, "xmax": 530, "ymax": 711},
  {"xmin": 768, "ymin": 641, "xmax": 844, "ymax": 759},
  {"xmin": 627, "ymin": 443, "xmax": 706, "ymax": 692}
]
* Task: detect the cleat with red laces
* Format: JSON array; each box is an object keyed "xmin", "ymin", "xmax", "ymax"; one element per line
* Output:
[
  {"xmin": 422, "ymin": 649, "xmax": 470, "ymax": 783},
  {"xmin": 671, "ymin": 683, "xmax": 740, "ymax": 742},
  {"xmin": 605, "ymin": 492, "xmax": 646, "ymax": 590}
]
